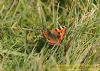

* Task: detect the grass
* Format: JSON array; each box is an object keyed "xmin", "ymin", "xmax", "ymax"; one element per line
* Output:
[{"xmin": 0, "ymin": 0, "xmax": 100, "ymax": 71}]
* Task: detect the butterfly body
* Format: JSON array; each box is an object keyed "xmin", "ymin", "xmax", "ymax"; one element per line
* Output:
[{"xmin": 43, "ymin": 26, "xmax": 66, "ymax": 46}]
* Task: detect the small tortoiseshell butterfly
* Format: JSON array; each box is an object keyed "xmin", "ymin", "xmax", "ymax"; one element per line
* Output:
[{"xmin": 43, "ymin": 26, "xmax": 67, "ymax": 46}]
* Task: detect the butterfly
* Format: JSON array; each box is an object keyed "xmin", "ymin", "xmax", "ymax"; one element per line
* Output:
[{"xmin": 43, "ymin": 26, "xmax": 67, "ymax": 46}]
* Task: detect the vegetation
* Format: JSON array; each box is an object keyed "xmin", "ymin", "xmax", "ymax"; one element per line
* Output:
[{"xmin": 0, "ymin": 0, "xmax": 100, "ymax": 71}]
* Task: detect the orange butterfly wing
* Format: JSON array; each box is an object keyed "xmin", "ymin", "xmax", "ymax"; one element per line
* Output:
[
  {"xmin": 51, "ymin": 26, "xmax": 66, "ymax": 40},
  {"xmin": 43, "ymin": 31, "xmax": 57, "ymax": 45},
  {"xmin": 43, "ymin": 26, "xmax": 66, "ymax": 46}
]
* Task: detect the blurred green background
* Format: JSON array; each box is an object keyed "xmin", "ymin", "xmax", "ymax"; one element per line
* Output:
[{"xmin": 0, "ymin": 0, "xmax": 100, "ymax": 71}]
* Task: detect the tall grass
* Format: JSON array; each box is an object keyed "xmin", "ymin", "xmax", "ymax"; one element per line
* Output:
[{"xmin": 0, "ymin": 0, "xmax": 100, "ymax": 71}]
